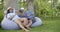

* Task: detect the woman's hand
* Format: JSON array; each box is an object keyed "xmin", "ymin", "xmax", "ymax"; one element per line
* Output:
[{"xmin": 25, "ymin": 26, "xmax": 30, "ymax": 30}]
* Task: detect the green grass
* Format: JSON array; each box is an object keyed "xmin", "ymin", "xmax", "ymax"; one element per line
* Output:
[{"xmin": 0, "ymin": 17, "xmax": 60, "ymax": 32}]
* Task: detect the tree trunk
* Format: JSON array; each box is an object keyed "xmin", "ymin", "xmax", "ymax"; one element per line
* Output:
[
  {"xmin": 4, "ymin": 0, "xmax": 19, "ymax": 10},
  {"xmin": 26, "ymin": 0, "xmax": 35, "ymax": 12}
]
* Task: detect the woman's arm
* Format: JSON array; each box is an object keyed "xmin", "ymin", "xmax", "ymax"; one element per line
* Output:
[
  {"xmin": 7, "ymin": 13, "xmax": 16, "ymax": 20},
  {"xmin": 4, "ymin": 10, "xmax": 7, "ymax": 16},
  {"xmin": 13, "ymin": 9, "xmax": 16, "ymax": 13}
]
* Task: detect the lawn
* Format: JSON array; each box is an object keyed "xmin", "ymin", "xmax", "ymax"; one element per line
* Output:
[{"xmin": 0, "ymin": 16, "xmax": 60, "ymax": 32}]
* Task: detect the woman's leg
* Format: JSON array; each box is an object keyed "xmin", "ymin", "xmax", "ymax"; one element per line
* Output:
[
  {"xmin": 20, "ymin": 18, "xmax": 28, "ymax": 27},
  {"xmin": 20, "ymin": 18, "xmax": 30, "ymax": 32},
  {"xmin": 14, "ymin": 19, "xmax": 29, "ymax": 32},
  {"xmin": 20, "ymin": 18, "xmax": 30, "ymax": 30},
  {"xmin": 26, "ymin": 20, "xmax": 32, "ymax": 30},
  {"xmin": 14, "ymin": 19, "xmax": 26, "ymax": 30}
]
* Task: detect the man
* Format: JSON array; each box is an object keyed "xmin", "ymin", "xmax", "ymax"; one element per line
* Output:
[
  {"xmin": 25, "ymin": 10, "xmax": 35, "ymax": 29},
  {"xmin": 14, "ymin": 8, "xmax": 35, "ymax": 32}
]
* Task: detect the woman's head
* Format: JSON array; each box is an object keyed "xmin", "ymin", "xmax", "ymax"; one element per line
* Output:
[{"xmin": 7, "ymin": 7, "xmax": 13, "ymax": 14}]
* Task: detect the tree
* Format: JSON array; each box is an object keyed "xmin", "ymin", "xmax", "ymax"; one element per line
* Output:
[
  {"xmin": 26, "ymin": 0, "xmax": 35, "ymax": 11},
  {"xmin": 4, "ymin": 0, "xmax": 19, "ymax": 10}
]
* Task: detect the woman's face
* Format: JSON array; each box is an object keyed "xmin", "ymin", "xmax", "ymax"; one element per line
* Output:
[{"xmin": 9, "ymin": 8, "xmax": 13, "ymax": 13}]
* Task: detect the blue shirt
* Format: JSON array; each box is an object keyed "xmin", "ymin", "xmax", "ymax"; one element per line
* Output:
[
  {"xmin": 18, "ymin": 10, "xmax": 35, "ymax": 23},
  {"xmin": 18, "ymin": 14, "xmax": 26, "ymax": 18},
  {"xmin": 18, "ymin": 10, "xmax": 35, "ymax": 20},
  {"xmin": 25, "ymin": 10, "xmax": 35, "ymax": 20}
]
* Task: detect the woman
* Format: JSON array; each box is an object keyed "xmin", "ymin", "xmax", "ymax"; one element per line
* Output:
[
  {"xmin": 4, "ymin": 7, "xmax": 16, "ymax": 16},
  {"xmin": 4, "ymin": 7, "xmax": 17, "ymax": 20},
  {"xmin": 6, "ymin": 7, "xmax": 29, "ymax": 32}
]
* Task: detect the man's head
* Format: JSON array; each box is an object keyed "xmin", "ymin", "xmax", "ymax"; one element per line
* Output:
[{"xmin": 19, "ymin": 8, "xmax": 24, "ymax": 13}]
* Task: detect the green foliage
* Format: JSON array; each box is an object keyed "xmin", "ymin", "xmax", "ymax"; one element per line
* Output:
[
  {"xmin": 34, "ymin": 0, "xmax": 58, "ymax": 17},
  {"xmin": 0, "ymin": 10, "xmax": 4, "ymax": 22},
  {"xmin": 0, "ymin": 10, "xmax": 3, "ymax": 28},
  {"xmin": 0, "ymin": 4, "xmax": 3, "ymax": 10},
  {"xmin": 56, "ymin": 4, "xmax": 60, "ymax": 9},
  {"xmin": 1, "ymin": 0, "xmax": 3, "ymax": 2},
  {"xmin": 0, "ymin": 2, "xmax": 4, "ymax": 22},
  {"xmin": 19, "ymin": 0, "xmax": 27, "ymax": 11}
]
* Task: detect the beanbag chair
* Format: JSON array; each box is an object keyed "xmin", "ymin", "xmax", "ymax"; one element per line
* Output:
[{"xmin": 1, "ymin": 16, "xmax": 42, "ymax": 30}]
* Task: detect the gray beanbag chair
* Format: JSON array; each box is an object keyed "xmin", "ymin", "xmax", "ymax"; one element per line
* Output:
[{"xmin": 1, "ymin": 16, "xmax": 42, "ymax": 30}]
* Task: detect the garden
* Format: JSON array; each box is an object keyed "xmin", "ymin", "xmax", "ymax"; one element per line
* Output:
[{"xmin": 0, "ymin": 0, "xmax": 60, "ymax": 32}]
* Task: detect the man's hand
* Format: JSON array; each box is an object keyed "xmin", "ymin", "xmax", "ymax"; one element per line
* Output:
[{"xmin": 25, "ymin": 20, "xmax": 32, "ymax": 30}]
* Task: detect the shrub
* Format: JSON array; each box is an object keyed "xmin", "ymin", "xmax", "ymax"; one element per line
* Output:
[{"xmin": 0, "ymin": 10, "xmax": 4, "ymax": 23}]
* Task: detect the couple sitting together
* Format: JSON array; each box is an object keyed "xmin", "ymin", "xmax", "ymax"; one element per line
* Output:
[{"xmin": 4, "ymin": 7, "xmax": 35, "ymax": 32}]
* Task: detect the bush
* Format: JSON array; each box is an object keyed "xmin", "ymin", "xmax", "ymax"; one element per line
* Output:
[
  {"xmin": 0, "ymin": 4, "xmax": 3, "ymax": 10},
  {"xmin": 56, "ymin": 4, "xmax": 60, "ymax": 9},
  {"xmin": 0, "ymin": 10, "xmax": 4, "ymax": 23}
]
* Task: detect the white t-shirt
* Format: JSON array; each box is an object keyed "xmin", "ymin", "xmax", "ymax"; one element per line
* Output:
[
  {"xmin": 4, "ymin": 9, "xmax": 16, "ymax": 15},
  {"xmin": 7, "ymin": 13, "xmax": 20, "ymax": 21},
  {"xmin": 12, "ymin": 15, "xmax": 20, "ymax": 21}
]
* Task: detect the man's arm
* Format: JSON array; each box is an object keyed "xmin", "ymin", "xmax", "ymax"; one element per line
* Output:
[
  {"xmin": 26, "ymin": 20, "xmax": 32, "ymax": 27},
  {"xmin": 26, "ymin": 11, "xmax": 34, "ymax": 27},
  {"xmin": 27, "ymin": 11, "xmax": 35, "ymax": 19}
]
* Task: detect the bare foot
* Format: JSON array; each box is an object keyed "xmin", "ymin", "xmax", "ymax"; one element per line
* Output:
[{"xmin": 25, "ymin": 30, "xmax": 30, "ymax": 32}]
